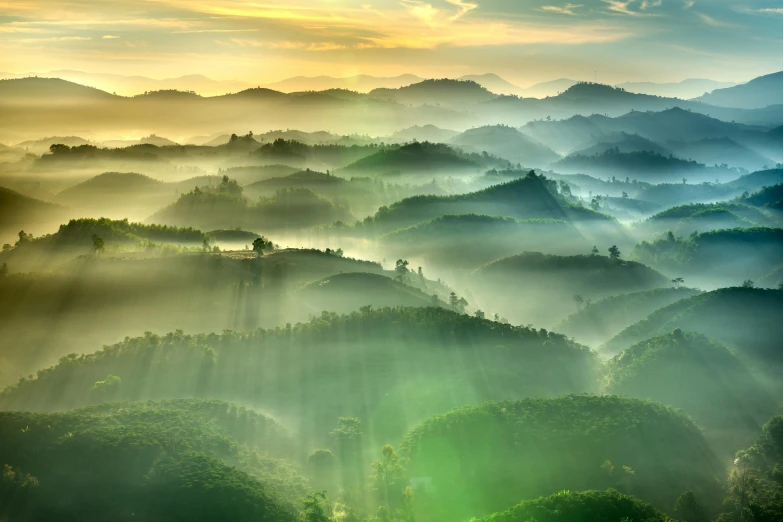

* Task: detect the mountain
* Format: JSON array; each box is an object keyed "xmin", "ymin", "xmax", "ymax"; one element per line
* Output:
[
  {"xmin": 472, "ymin": 252, "xmax": 668, "ymax": 327},
  {"xmin": 262, "ymin": 74, "xmax": 424, "ymax": 93},
  {"xmin": 14, "ymin": 135, "xmax": 93, "ymax": 155},
  {"xmin": 694, "ymin": 70, "xmax": 783, "ymax": 109},
  {"xmin": 604, "ymin": 330, "xmax": 776, "ymax": 446},
  {"xmin": 449, "ymin": 125, "xmax": 560, "ymax": 167},
  {"xmin": 742, "ymin": 182, "xmax": 783, "ymax": 210},
  {"xmin": 99, "ymin": 134, "xmax": 180, "ymax": 148},
  {"xmin": 0, "ymin": 77, "xmax": 116, "ymax": 105},
  {"xmin": 668, "ymin": 137, "xmax": 775, "ymax": 171},
  {"xmin": 617, "ymin": 78, "xmax": 739, "ymax": 99},
  {"xmin": 601, "ymin": 287, "xmax": 783, "ymax": 384},
  {"xmin": 387, "ymin": 124, "xmax": 460, "ymax": 144},
  {"xmin": 369, "ymin": 79, "xmax": 496, "ymax": 108},
  {"xmin": 401, "ymin": 395, "xmax": 723, "ymax": 521},
  {"xmin": 0, "ymin": 186, "xmax": 71, "ymax": 236},
  {"xmin": 458, "ymin": 73, "xmax": 524, "ymax": 95},
  {"xmin": 0, "ymin": 70, "xmax": 253, "ymax": 96},
  {"xmin": 554, "ymin": 287, "xmax": 701, "ymax": 347},
  {"xmin": 568, "ymin": 133, "xmax": 670, "ymax": 157},
  {"xmin": 521, "ymin": 78, "xmax": 578, "ymax": 98}
]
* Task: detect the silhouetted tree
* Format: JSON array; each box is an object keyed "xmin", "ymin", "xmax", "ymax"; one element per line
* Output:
[
  {"xmin": 252, "ymin": 236, "xmax": 271, "ymax": 256},
  {"xmin": 741, "ymin": 280, "xmax": 755, "ymax": 289},
  {"xmin": 370, "ymin": 445, "xmax": 406, "ymax": 512},
  {"xmin": 91, "ymin": 234, "xmax": 104, "ymax": 253},
  {"xmin": 2, "ymin": 244, "xmax": 10, "ymax": 252},
  {"xmin": 608, "ymin": 245, "xmax": 621, "ymax": 260},
  {"xmin": 591, "ymin": 246, "xmax": 599, "ymax": 256},
  {"xmin": 671, "ymin": 277, "xmax": 684, "ymax": 288},
  {"xmin": 0, "ymin": 263, "xmax": 8, "ymax": 277},
  {"xmin": 674, "ymin": 491, "xmax": 708, "ymax": 522},
  {"xmin": 300, "ymin": 492, "xmax": 332, "ymax": 522},
  {"xmin": 395, "ymin": 259, "xmax": 409, "ymax": 281},
  {"xmin": 573, "ymin": 294, "xmax": 585, "ymax": 310},
  {"xmin": 474, "ymin": 310, "xmax": 485, "ymax": 320}
]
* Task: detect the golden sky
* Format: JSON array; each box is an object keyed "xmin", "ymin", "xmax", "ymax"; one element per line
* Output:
[{"xmin": 1, "ymin": 0, "xmax": 782, "ymax": 85}]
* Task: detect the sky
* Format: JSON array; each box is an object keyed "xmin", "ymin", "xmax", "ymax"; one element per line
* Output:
[{"xmin": 1, "ymin": 0, "xmax": 782, "ymax": 86}]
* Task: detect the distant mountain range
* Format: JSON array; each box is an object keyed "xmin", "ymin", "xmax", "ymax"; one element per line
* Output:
[
  {"xmin": 693, "ymin": 71, "xmax": 783, "ymax": 109},
  {"xmin": 0, "ymin": 70, "xmax": 752, "ymax": 100}
]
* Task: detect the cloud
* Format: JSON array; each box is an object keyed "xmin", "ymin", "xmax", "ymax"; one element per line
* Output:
[
  {"xmin": 102, "ymin": 35, "xmax": 120, "ymax": 39},
  {"xmin": 757, "ymin": 8, "xmax": 783, "ymax": 15},
  {"xmin": 640, "ymin": 0, "xmax": 661, "ymax": 9},
  {"xmin": 696, "ymin": 12, "xmax": 732, "ymax": 27},
  {"xmin": 541, "ymin": 4, "xmax": 583, "ymax": 15},
  {"xmin": 683, "ymin": 1, "xmax": 694, "ymax": 8},
  {"xmin": 21, "ymin": 35, "xmax": 92, "ymax": 42},
  {"xmin": 445, "ymin": 0, "xmax": 478, "ymax": 21},
  {"xmin": 602, "ymin": 0, "xmax": 644, "ymax": 16}
]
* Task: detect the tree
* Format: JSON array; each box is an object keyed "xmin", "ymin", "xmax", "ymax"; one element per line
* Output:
[
  {"xmin": 395, "ymin": 259, "xmax": 409, "ymax": 281},
  {"xmin": 741, "ymin": 280, "xmax": 755, "ymax": 289},
  {"xmin": 456, "ymin": 297, "xmax": 468, "ymax": 314},
  {"xmin": 300, "ymin": 492, "xmax": 332, "ymax": 522},
  {"xmin": 474, "ymin": 310, "xmax": 485, "ymax": 320},
  {"xmin": 2, "ymin": 244, "xmax": 11, "ymax": 252},
  {"xmin": 0, "ymin": 263, "xmax": 8, "ymax": 277},
  {"xmin": 674, "ymin": 491, "xmax": 708, "ymax": 522},
  {"xmin": 622, "ymin": 191, "xmax": 629, "ymax": 198},
  {"xmin": 573, "ymin": 294, "xmax": 584, "ymax": 310},
  {"xmin": 331, "ymin": 418, "xmax": 363, "ymax": 491},
  {"xmin": 591, "ymin": 246, "xmax": 599, "ymax": 256},
  {"xmin": 16, "ymin": 230, "xmax": 31, "ymax": 245},
  {"xmin": 449, "ymin": 292, "xmax": 459, "ymax": 311},
  {"xmin": 590, "ymin": 198, "xmax": 600, "ymax": 211},
  {"xmin": 370, "ymin": 445, "xmax": 407, "ymax": 512},
  {"xmin": 308, "ymin": 450, "xmax": 337, "ymax": 493},
  {"xmin": 778, "ymin": 281, "xmax": 783, "ymax": 291},
  {"xmin": 252, "ymin": 236, "xmax": 271, "ymax": 256},
  {"xmin": 48, "ymin": 143, "xmax": 69, "ymax": 154},
  {"xmin": 608, "ymin": 245, "xmax": 621, "ymax": 260},
  {"xmin": 430, "ymin": 294, "xmax": 440, "ymax": 307},
  {"xmin": 92, "ymin": 234, "xmax": 105, "ymax": 253},
  {"xmin": 671, "ymin": 277, "xmax": 684, "ymax": 288}
]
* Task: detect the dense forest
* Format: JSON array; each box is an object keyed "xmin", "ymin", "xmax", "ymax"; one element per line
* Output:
[{"xmin": 2, "ymin": 62, "xmax": 783, "ymax": 522}]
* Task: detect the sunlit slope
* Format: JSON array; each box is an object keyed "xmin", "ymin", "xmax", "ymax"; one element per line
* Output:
[
  {"xmin": 635, "ymin": 202, "xmax": 775, "ymax": 236},
  {"xmin": 471, "ymin": 252, "xmax": 668, "ymax": 327},
  {"xmin": 0, "ymin": 307, "xmax": 599, "ymax": 444},
  {"xmin": 52, "ymin": 172, "xmax": 178, "ymax": 220},
  {"xmin": 0, "ymin": 399, "xmax": 305, "ymax": 522},
  {"xmin": 399, "ymin": 395, "xmax": 723, "ymax": 522},
  {"xmin": 554, "ymin": 287, "xmax": 701, "ymax": 347},
  {"xmin": 355, "ymin": 173, "xmax": 622, "ymax": 238},
  {"xmin": 605, "ymin": 330, "xmax": 776, "ymax": 447},
  {"xmin": 0, "ymin": 186, "xmax": 72, "ymax": 234},
  {"xmin": 295, "ymin": 273, "xmax": 438, "ymax": 315},
  {"xmin": 380, "ymin": 214, "xmax": 583, "ymax": 270},
  {"xmin": 632, "ymin": 227, "xmax": 783, "ymax": 282},
  {"xmin": 474, "ymin": 490, "xmax": 671, "ymax": 522},
  {"xmin": 602, "ymin": 288, "xmax": 783, "ymax": 382}
]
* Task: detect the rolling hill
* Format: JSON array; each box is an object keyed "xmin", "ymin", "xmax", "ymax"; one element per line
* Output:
[
  {"xmin": 694, "ymin": 70, "xmax": 783, "ymax": 109},
  {"xmin": 339, "ymin": 141, "xmax": 495, "ymax": 177},
  {"xmin": 369, "ymin": 79, "xmax": 497, "ymax": 108},
  {"xmin": 400, "ymin": 395, "xmax": 723, "ymax": 521},
  {"xmin": 0, "ymin": 186, "xmax": 72, "ymax": 233},
  {"xmin": 387, "ymin": 124, "xmax": 459, "ymax": 144},
  {"xmin": 449, "ymin": 125, "xmax": 560, "ymax": 167}
]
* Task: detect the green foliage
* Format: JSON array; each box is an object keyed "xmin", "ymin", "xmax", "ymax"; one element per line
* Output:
[
  {"xmin": 604, "ymin": 330, "xmax": 776, "ymax": 444},
  {"xmin": 400, "ymin": 395, "xmax": 723, "ymax": 521},
  {"xmin": 0, "ymin": 308, "xmax": 599, "ymax": 442},
  {"xmin": 473, "ymin": 489, "xmax": 671, "ymax": 522},
  {"xmin": 0, "ymin": 399, "xmax": 305, "ymax": 521}
]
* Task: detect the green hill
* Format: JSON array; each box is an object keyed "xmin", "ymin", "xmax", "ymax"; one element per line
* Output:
[
  {"xmin": 369, "ymin": 78, "xmax": 496, "ymax": 107},
  {"xmin": 0, "ymin": 307, "xmax": 599, "ymax": 443},
  {"xmin": 53, "ymin": 172, "xmax": 177, "ymax": 219},
  {"xmin": 637, "ymin": 202, "xmax": 774, "ymax": 236},
  {"xmin": 400, "ymin": 395, "xmax": 723, "ymax": 521},
  {"xmin": 0, "ymin": 399, "xmax": 304, "ymax": 522},
  {"xmin": 632, "ymin": 227, "xmax": 783, "ymax": 281},
  {"xmin": 355, "ymin": 172, "xmax": 618, "ymax": 237},
  {"xmin": 471, "ymin": 252, "xmax": 668, "ymax": 327},
  {"xmin": 554, "ymin": 287, "xmax": 701, "ymax": 347},
  {"xmin": 0, "ymin": 186, "xmax": 71, "ymax": 231},
  {"xmin": 605, "ymin": 330, "xmax": 776, "ymax": 448},
  {"xmin": 252, "ymin": 139, "xmax": 383, "ymax": 169},
  {"xmin": 601, "ymin": 288, "xmax": 783, "ymax": 383},
  {"xmin": 449, "ymin": 125, "xmax": 560, "ymax": 167},
  {"xmin": 474, "ymin": 490, "xmax": 671, "ymax": 522},
  {"xmin": 380, "ymin": 214, "xmax": 583, "ymax": 270},
  {"xmin": 742, "ymin": 183, "xmax": 783, "ymax": 210},
  {"xmin": 339, "ymin": 141, "xmax": 499, "ymax": 176},
  {"xmin": 294, "ymin": 272, "xmax": 438, "ymax": 316},
  {"xmin": 151, "ymin": 187, "xmax": 354, "ymax": 232}
]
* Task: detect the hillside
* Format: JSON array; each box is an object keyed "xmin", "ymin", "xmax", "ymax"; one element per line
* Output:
[
  {"xmin": 294, "ymin": 272, "xmax": 438, "ymax": 317},
  {"xmin": 53, "ymin": 172, "xmax": 177, "ymax": 220},
  {"xmin": 637, "ymin": 202, "xmax": 774, "ymax": 236},
  {"xmin": 474, "ymin": 490, "xmax": 671, "ymax": 522},
  {"xmin": 388, "ymin": 124, "xmax": 460, "ymax": 144},
  {"xmin": 339, "ymin": 141, "xmax": 494, "ymax": 177},
  {"xmin": 601, "ymin": 288, "xmax": 783, "ymax": 383},
  {"xmin": 356, "ymin": 172, "xmax": 618, "ymax": 237},
  {"xmin": 669, "ymin": 137, "xmax": 774, "ymax": 172},
  {"xmin": 554, "ymin": 287, "xmax": 701, "ymax": 347},
  {"xmin": 694, "ymin": 70, "xmax": 783, "ymax": 109},
  {"xmin": 400, "ymin": 395, "xmax": 723, "ymax": 521},
  {"xmin": 632, "ymin": 227, "xmax": 783, "ymax": 282},
  {"xmin": 605, "ymin": 330, "xmax": 776, "ymax": 449},
  {"xmin": 0, "ymin": 307, "xmax": 599, "ymax": 442},
  {"xmin": 0, "ymin": 186, "xmax": 71, "ymax": 230},
  {"xmin": 379, "ymin": 214, "xmax": 583, "ymax": 270},
  {"xmin": 369, "ymin": 79, "xmax": 496, "ymax": 107},
  {"xmin": 0, "ymin": 399, "xmax": 304, "ymax": 521},
  {"xmin": 742, "ymin": 183, "xmax": 783, "ymax": 210},
  {"xmin": 554, "ymin": 149, "xmax": 719, "ymax": 183},
  {"xmin": 472, "ymin": 252, "xmax": 668, "ymax": 326},
  {"xmin": 448, "ymin": 125, "xmax": 560, "ymax": 167}
]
